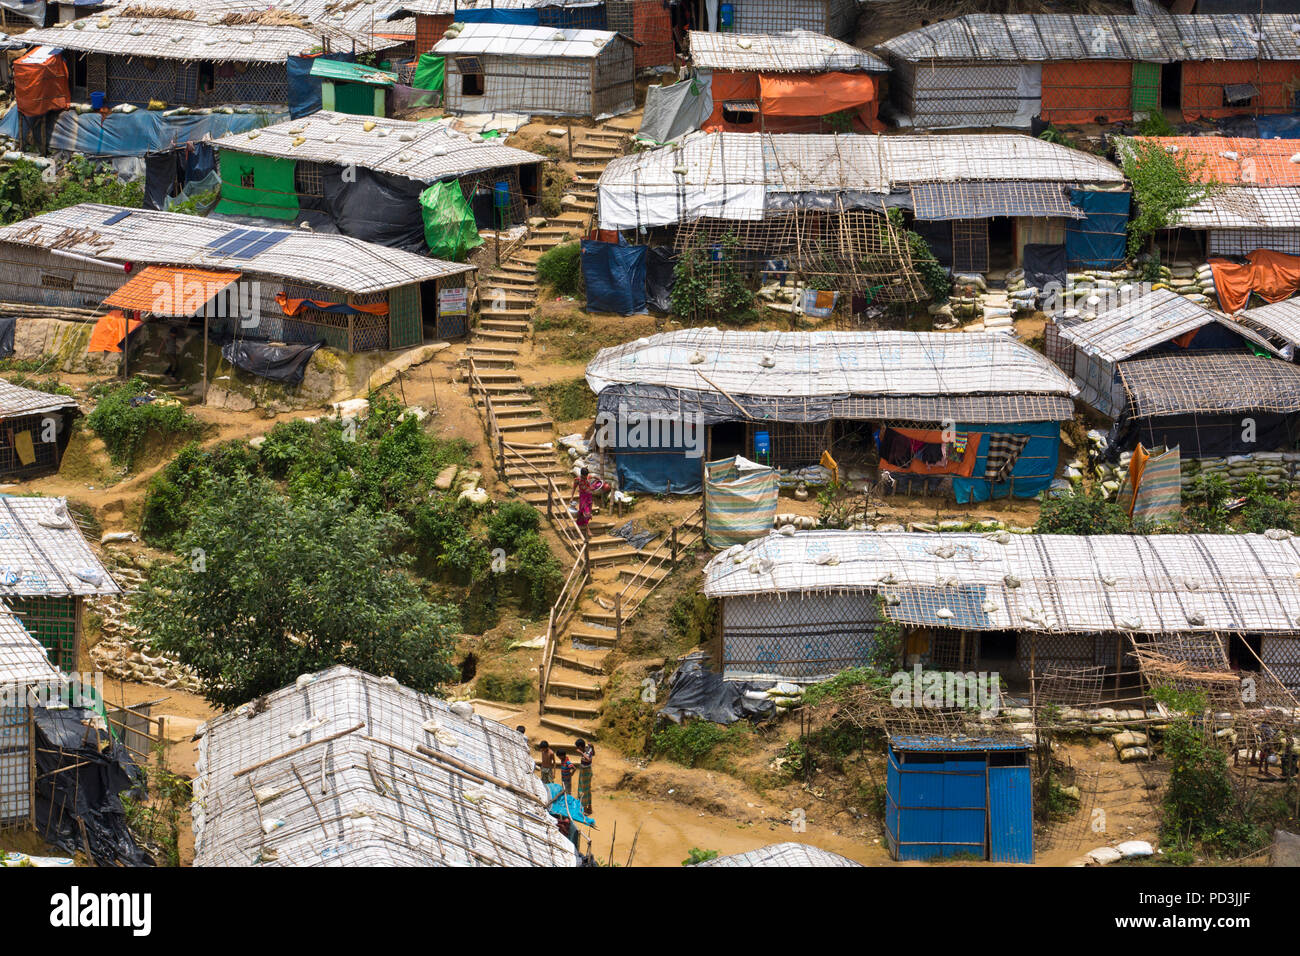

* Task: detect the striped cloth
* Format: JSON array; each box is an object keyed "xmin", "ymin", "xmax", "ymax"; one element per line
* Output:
[
  {"xmin": 1131, "ymin": 444, "xmax": 1182, "ymax": 526},
  {"xmin": 984, "ymin": 433, "xmax": 1030, "ymax": 482},
  {"xmin": 705, "ymin": 456, "xmax": 779, "ymax": 549}
]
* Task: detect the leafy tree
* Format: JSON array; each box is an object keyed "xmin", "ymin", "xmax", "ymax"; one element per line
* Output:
[
  {"xmin": 1121, "ymin": 139, "xmax": 1212, "ymax": 258},
  {"xmin": 1034, "ymin": 487, "xmax": 1131, "ymax": 534},
  {"xmin": 537, "ymin": 241, "xmax": 584, "ymax": 297},
  {"xmin": 486, "ymin": 500, "xmax": 541, "ymax": 552},
  {"xmin": 133, "ymin": 476, "xmax": 460, "ymax": 708}
]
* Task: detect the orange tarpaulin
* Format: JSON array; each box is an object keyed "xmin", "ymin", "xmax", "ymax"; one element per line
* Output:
[
  {"xmin": 756, "ymin": 72, "xmax": 878, "ymax": 116},
  {"xmin": 87, "ymin": 310, "xmax": 143, "ymax": 354},
  {"xmin": 1210, "ymin": 249, "xmax": 1300, "ymax": 315},
  {"xmin": 275, "ymin": 293, "xmax": 389, "ymax": 317},
  {"xmin": 1181, "ymin": 60, "xmax": 1300, "ymax": 121},
  {"xmin": 1126, "ymin": 137, "xmax": 1300, "ymax": 187},
  {"xmin": 1040, "ymin": 60, "xmax": 1133, "ymax": 125},
  {"xmin": 14, "ymin": 47, "xmax": 71, "ymax": 118},
  {"xmin": 878, "ymin": 427, "xmax": 981, "ymax": 478},
  {"xmin": 103, "ymin": 266, "xmax": 242, "ymax": 314}
]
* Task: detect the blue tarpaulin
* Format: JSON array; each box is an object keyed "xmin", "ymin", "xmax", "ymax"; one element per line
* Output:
[
  {"xmin": 951, "ymin": 420, "xmax": 1062, "ymax": 504},
  {"xmin": 287, "ymin": 53, "xmax": 356, "ymax": 119},
  {"xmin": 1065, "ymin": 188, "xmax": 1130, "ymax": 270},
  {"xmin": 546, "ymin": 784, "xmax": 594, "ymax": 825},
  {"xmin": 616, "ymin": 450, "xmax": 702, "ymax": 495},
  {"xmin": 1254, "ymin": 114, "xmax": 1300, "ymax": 139},
  {"xmin": 581, "ymin": 238, "xmax": 647, "ymax": 315},
  {"xmin": 453, "ymin": 8, "xmax": 540, "ymax": 24},
  {"xmin": 48, "ymin": 108, "xmax": 287, "ymax": 157}
]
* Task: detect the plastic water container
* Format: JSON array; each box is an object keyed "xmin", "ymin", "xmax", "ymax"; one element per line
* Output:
[
  {"xmin": 719, "ymin": 3, "xmax": 734, "ymax": 28},
  {"xmin": 90, "ymin": 91, "xmax": 105, "ymax": 109},
  {"xmin": 493, "ymin": 181, "xmax": 510, "ymax": 208}
]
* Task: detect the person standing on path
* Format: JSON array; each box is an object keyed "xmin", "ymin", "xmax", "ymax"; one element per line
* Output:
[
  {"xmin": 575, "ymin": 738, "xmax": 594, "ymax": 815},
  {"xmin": 558, "ymin": 750, "xmax": 576, "ymax": 796},
  {"xmin": 537, "ymin": 740, "xmax": 558, "ymax": 785}
]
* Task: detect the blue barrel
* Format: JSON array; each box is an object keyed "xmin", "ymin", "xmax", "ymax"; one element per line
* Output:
[
  {"xmin": 719, "ymin": 3, "xmax": 734, "ymax": 28},
  {"xmin": 493, "ymin": 181, "xmax": 511, "ymax": 208},
  {"xmin": 90, "ymin": 91, "xmax": 105, "ymax": 109}
]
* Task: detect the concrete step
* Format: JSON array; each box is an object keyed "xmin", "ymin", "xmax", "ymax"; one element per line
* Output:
[
  {"xmin": 475, "ymin": 329, "xmax": 527, "ymax": 343},
  {"xmin": 497, "ymin": 418, "xmax": 555, "ymax": 433}
]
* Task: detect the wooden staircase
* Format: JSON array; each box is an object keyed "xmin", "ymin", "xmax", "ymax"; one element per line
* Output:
[{"xmin": 462, "ymin": 120, "xmax": 705, "ymax": 740}]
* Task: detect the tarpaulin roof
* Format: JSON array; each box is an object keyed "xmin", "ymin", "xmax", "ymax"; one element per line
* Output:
[
  {"xmin": 309, "ymin": 58, "xmax": 397, "ymax": 86},
  {"xmin": 0, "ymin": 203, "xmax": 473, "ymax": 295},
  {"xmin": 0, "ymin": 378, "xmax": 78, "ymax": 419},
  {"xmin": 587, "ymin": 328, "xmax": 1078, "ymax": 424},
  {"xmin": 697, "ymin": 843, "xmax": 862, "ymax": 867},
  {"xmin": 1119, "ymin": 349, "xmax": 1300, "ymax": 417},
  {"xmin": 101, "ymin": 0, "xmax": 415, "ymax": 35},
  {"xmin": 880, "ymin": 13, "xmax": 1300, "ymax": 63},
  {"xmin": 87, "ymin": 310, "xmax": 141, "ymax": 353},
  {"xmin": 0, "ymin": 496, "xmax": 119, "ymax": 599},
  {"xmin": 911, "ymin": 180, "xmax": 1084, "ymax": 221},
  {"xmin": 1121, "ymin": 136, "xmax": 1300, "ymax": 186},
  {"xmin": 0, "ymin": 602, "xmax": 59, "ymax": 687},
  {"xmin": 13, "ymin": 45, "xmax": 70, "ymax": 118},
  {"xmin": 102, "ymin": 265, "xmax": 241, "ymax": 314},
  {"xmin": 194, "ymin": 666, "xmax": 577, "ymax": 867},
  {"xmin": 1234, "ymin": 298, "xmax": 1300, "ymax": 348},
  {"xmin": 703, "ymin": 529, "xmax": 1300, "ymax": 635},
  {"xmin": 597, "ymin": 131, "xmax": 1123, "ymax": 230},
  {"xmin": 433, "ymin": 22, "xmax": 625, "ymax": 59},
  {"xmin": 392, "ymin": 0, "xmax": 601, "ymax": 13},
  {"xmin": 1170, "ymin": 186, "xmax": 1300, "ymax": 230},
  {"xmin": 688, "ymin": 29, "xmax": 887, "ymax": 73},
  {"xmin": 1054, "ymin": 286, "xmax": 1280, "ymax": 362},
  {"xmin": 22, "ymin": 17, "xmax": 400, "ymax": 63},
  {"xmin": 211, "ymin": 111, "xmax": 545, "ymax": 185}
]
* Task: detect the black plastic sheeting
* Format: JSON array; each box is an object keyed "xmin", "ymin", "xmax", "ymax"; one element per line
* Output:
[
  {"xmin": 221, "ymin": 339, "xmax": 323, "ymax": 384},
  {"xmin": 0, "ymin": 316, "xmax": 14, "ymax": 358},
  {"xmin": 658, "ymin": 653, "xmax": 776, "ymax": 725},
  {"xmin": 32, "ymin": 706, "xmax": 152, "ymax": 867},
  {"xmin": 312, "ymin": 166, "xmax": 428, "ymax": 253},
  {"xmin": 645, "ymin": 246, "xmax": 676, "ymax": 314},
  {"xmin": 1022, "ymin": 243, "xmax": 1067, "ymax": 296}
]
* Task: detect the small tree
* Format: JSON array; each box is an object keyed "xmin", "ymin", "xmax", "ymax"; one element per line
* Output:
[
  {"xmin": 1034, "ymin": 487, "xmax": 1131, "ymax": 534},
  {"xmin": 133, "ymin": 476, "xmax": 460, "ymax": 708},
  {"xmin": 1121, "ymin": 139, "xmax": 1213, "ymax": 258}
]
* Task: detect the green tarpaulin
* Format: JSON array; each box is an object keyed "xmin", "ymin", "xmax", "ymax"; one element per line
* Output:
[
  {"xmin": 214, "ymin": 153, "xmax": 299, "ymax": 220},
  {"xmin": 419, "ymin": 180, "xmax": 482, "ymax": 260},
  {"xmin": 412, "ymin": 53, "xmax": 445, "ymax": 92}
]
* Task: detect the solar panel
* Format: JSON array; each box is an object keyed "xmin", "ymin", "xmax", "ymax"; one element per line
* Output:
[
  {"xmin": 102, "ymin": 210, "xmax": 132, "ymax": 226},
  {"xmin": 205, "ymin": 229, "xmax": 290, "ymax": 260}
]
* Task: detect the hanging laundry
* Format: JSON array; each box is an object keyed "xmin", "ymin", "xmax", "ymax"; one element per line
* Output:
[{"xmin": 984, "ymin": 434, "xmax": 1030, "ymax": 483}]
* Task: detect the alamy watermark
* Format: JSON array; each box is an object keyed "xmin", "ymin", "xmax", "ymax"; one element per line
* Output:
[{"xmin": 890, "ymin": 664, "xmax": 1002, "ymax": 718}]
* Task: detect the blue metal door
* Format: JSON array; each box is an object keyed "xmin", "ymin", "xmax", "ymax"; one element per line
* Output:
[{"xmin": 988, "ymin": 765, "xmax": 1033, "ymax": 863}]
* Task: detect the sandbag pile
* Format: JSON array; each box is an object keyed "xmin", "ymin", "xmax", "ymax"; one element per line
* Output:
[
  {"xmin": 777, "ymin": 463, "xmax": 832, "ymax": 489},
  {"xmin": 1181, "ymin": 451, "xmax": 1300, "ymax": 492}
]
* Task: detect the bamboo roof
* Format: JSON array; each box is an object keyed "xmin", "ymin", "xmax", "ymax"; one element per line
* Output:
[
  {"xmin": 0, "ymin": 497, "xmax": 119, "ymax": 599},
  {"xmin": 1118, "ymin": 349, "xmax": 1300, "ymax": 417},
  {"xmin": 193, "ymin": 666, "xmax": 577, "ymax": 867},
  {"xmin": 704, "ymin": 529, "xmax": 1300, "ymax": 636},
  {"xmin": 688, "ymin": 30, "xmax": 888, "ymax": 73},
  {"xmin": 0, "ymin": 204, "xmax": 474, "ymax": 295},
  {"xmin": 211, "ymin": 111, "xmax": 546, "ymax": 184}
]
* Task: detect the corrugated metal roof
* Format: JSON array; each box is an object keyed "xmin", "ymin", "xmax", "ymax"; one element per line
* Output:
[
  {"xmin": 211, "ymin": 111, "xmax": 545, "ymax": 184},
  {"xmin": 890, "ymin": 735, "xmax": 1030, "ymax": 752},
  {"xmin": 0, "ymin": 204, "xmax": 474, "ymax": 295},
  {"xmin": 703, "ymin": 529, "xmax": 1300, "ymax": 635},
  {"xmin": 1118, "ymin": 349, "xmax": 1300, "ymax": 417},
  {"xmin": 688, "ymin": 29, "xmax": 888, "ymax": 73},
  {"xmin": 911, "ymin": 180, "xmax": 1084, "ymax": 221},
  {"xmin": 193, "ymin": 666, "xmax": 578, "ymax": 867},
  {"xmin": 586, "ymin": 328, "xmax": 1078, "ymax": 403},
  {"xmin": 880, "ymin": 13, "xmax": 1300, "ymax": 63},
  {"xmin": 433, "ymin": 22, "xmax": 624, "ymax": 59},
  {"xmin": 0, "ymin": 497, "xmax": 118, "ymax": 599},
  {"xmin": 1054, "ymin": 286, "xmax": 1279, "ymax": 362},
  {"xmin": 0, "ymin": 379, "xmax": 79, "ymax": 419},
  {"xmin": 310, "ymin": 59, "xmax": 396, "ymax": 86},
  {"xmin": 21, "ymin": 16, "xmax": 398, "ymax": 63},
  {"xmin": 0, "ymin": 604, "xmax": 60, "ymax": 687}
]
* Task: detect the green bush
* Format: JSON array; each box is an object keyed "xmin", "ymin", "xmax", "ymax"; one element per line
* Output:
[
  {"xmin": 1236, "ymin": 475, "xmax": 1297, "ymax": 534},
  {"xmin": 652, "ymin": 720, "xmax": 749, "ymax": 768},
  {"xmin": 140, "ymin": 440, "xmax": 259, "ymax": 548},
  {"xmin": 86, "ymin": 378, "xmax": 204, "ymax": 470},
  {"xmin": 667, "ymin": 593, "xmax": 717, "ymax": 649},
  {"xmin": 1035, "ymin": 487, "xmax": 1131, "ymax": 535},
  {"xmin": 537, "ymin": 242, "xmax": 584, "ymax": 297},
  {"xmin": 681, "ymin": 847, "xmax": 719, "ymax": 866},
  {"xmin": 486, "ymin": 500, "xmax": 541, "ymax": 552},
  {"xmin": 514, "ymin": 532, "xmax": 564, "ymax": 614}
]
